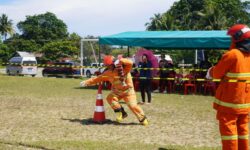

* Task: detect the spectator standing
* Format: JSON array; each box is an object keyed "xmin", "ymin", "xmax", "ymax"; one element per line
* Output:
[
  {"xmin": 158, "ymin": 54, "xmax": 168, "ymax": 93},
  {"xmin": 138, "ymin": 54, "xmax": 152, "ymax": 104},
  {"xmin": 166, "ymin": 62, "xmax": 176, "ymax": 93}
]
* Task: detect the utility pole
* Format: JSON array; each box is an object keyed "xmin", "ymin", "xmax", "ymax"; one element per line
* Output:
[{"xmin": 80, "ymin": 38, "xmax": 99, "ymax": 76}]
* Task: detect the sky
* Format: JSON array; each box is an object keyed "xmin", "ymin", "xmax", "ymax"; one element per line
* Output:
[{"xmin": 0, "ymin": 0, "xmax": 177, "ymax": 37}]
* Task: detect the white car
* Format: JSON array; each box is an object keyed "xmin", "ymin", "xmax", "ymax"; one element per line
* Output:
[
  {"xmin": 6, "ymin": 51, "xmax": 37, "ymax": 77},
  {"xmin": 84, "ymin": 63, "xmax": 105, "ymax": 78}
]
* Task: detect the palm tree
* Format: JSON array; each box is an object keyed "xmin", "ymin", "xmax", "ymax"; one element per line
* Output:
[
  {"xmin": 161, "ymin": 13, "xmax": 178, "ymax": 30},
  {"xmin": 197, "ymin": 3, "xmax": 227, "ymax": 30},
  {"xmin": 0, "ymin": 14, "xmax": 14, "ymax": 40},
  {"xmin": 145, "ymin": 13, "xmax": 164, "ymax": 31}
]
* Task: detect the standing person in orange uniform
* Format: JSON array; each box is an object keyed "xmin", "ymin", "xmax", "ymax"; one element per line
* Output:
[
  {"xmin": 207, "ymin": 24, "xmax": 250, "ymax": 150},
  {"xmin": 80, "ymin": 55, "xmax": 149, "ymax": 126}
]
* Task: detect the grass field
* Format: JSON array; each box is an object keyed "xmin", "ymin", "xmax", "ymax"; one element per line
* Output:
[{"xmin": 0, "ymin": 75, "xmax": 222, "ymax": 150}]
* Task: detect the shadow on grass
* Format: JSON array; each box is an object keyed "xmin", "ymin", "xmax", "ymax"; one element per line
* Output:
[
  {"xmin": 73, "ymin": 86, "xmax": 112, "ymax": 91},
  {"xmin": 0, "ymin": 140, "xmax": 54, "ymax": 150},
  {"xmin": 74, "ymin": 86, "xmax": 97, "ymax": 90},
  {"xmin": 158, "ymin": 148, "xmax": 177, "ymax": 150},
  {"xmin": 61, "ymin": 118, "xmax": 140, "ymax": 126}
]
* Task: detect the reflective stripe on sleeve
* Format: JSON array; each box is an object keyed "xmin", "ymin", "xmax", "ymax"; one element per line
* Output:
[
  {"xmin": 238, "ymin": 135, "xmax": 249, "ymax": 140},
  {"xmin": 214, "ymin": 99, "xmax": 250, "ymax": 109},
  {"xmin": 221, "ymin": 135, "xmax": 238, "ymax": 140},
  {"xmin": 226, "ymin": 72, "xmax": 250, "ymax": 78}
]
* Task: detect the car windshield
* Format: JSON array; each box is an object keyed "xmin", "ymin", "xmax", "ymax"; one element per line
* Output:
[
  {"xmin": 23, "ymin": 61, "xmax": 37, "ymax": 65},
  {"xmin": 54, "ymin": 62, "xmax": 80, "ymax": 67}
]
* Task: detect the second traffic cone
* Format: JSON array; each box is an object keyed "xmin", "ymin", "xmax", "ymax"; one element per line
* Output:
[{"xmin": 93, "ymin": 84, "xmax": 106, "ymax": 123}]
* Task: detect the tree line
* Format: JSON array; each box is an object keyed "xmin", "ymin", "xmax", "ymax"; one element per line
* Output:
[
  {"xmin": 0, "ymin": 0, "xmax": 250, "ymax": 66},
  {"xmin": 145, "ymin": 0, "xmax": 250, "ymax": 65},
  {"xmin": 0, "ymin": 12, "xmax": 111, "ymax": 64}
]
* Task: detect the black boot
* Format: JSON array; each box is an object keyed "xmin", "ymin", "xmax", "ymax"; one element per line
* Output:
[
  {"xmin": 114, "ymin": 107, "xmax": 128, "ymax": 122},
  {"xmin": 121, "ymin": 107, "xmax": 128, "ymax": 119}
]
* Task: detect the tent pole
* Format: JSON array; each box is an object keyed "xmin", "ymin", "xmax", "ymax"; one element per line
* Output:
[
  {"xmin": 127, "ymin": 46, "xmax": 130, "ymax": 57},
  {"xmin": 195, "ymin": 49, "xmax": 198, "ymax": 65},
  {"xmin": 79, "ymin": 38, "xmax": 99, "ymax": 76},
  {"xmin": 98, "ymin": 44, "xmax": 101, "ymax": 65},
  {"xmin": 80, "ymin": 39, "xmax": 84, "ymax": 76}
]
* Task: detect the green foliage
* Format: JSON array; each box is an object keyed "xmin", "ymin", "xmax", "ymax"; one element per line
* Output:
[
  {"xmin": 162, "ymin": 50, "xmax": 195, "ymax": 65},
  {"xmin": 110, "ymin": 47, "xmax": 137, "ymax": 57},
  {"xmin": 17, "ymin": 12, "xmax": 68, "ymax": 45},
  {"xmin": 145, "ymin": 0, "xmax": 250, "ymax": 31},
  {"xmin": 68, "ymin": 32, "xmax": 81, "ymax": 48},
  {"xmin": 145, "ymin": 0, "xmax": 250, "ymax": 65},
  {"xmin": 0, "ymin": 42, "xmax": 9, "ymax": 62},
  {"xmin": 40, "ymin": 41, "xmax": 78, "ymax": 62},
  {"xmin": 1, "ymin": 13, "xmax": 113, "ymax": 64},
  {"xmin": 100, "ymin": 44, "xmax": 112, "ymax": 55},
  {"xmin": 5, "ymin": 37, "xmax": 39, "ymax": 52},
  {"xmin": 207, "ymin": 50, "xmax": 226, "ymax": 66},
  {"xmin": 80, "ymin": 35, "xmax": 112, "ymax": 65},
  {"xmin": 0, "ymin": 14, "xmax": 14, "ymax": 40}
]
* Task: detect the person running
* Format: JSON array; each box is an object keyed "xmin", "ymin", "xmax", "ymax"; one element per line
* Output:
[{"xmin": 80, "ymin": 55, "xmax": 149, "ymax": 126}]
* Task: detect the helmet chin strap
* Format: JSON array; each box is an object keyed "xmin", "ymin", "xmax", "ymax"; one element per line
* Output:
[{"xmin": 236, "ymin": 39, "xmax": 250, "ymax": 53}]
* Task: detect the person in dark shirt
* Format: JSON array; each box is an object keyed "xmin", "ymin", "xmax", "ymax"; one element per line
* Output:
[
  {"xmin": 138, "ymin": 54, "xmax": 152, "ymax": 104},
  {"xmin": 158, "ymin": 54, "xmax": 168, "ymax": 93}
]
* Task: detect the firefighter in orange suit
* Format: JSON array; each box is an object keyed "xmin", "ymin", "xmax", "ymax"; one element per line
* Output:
[
  {"xmin": 207, "ymin": 24, "xmax": 250, "ymax": 150},
  {"xmin": 80, "ymin": 55, "xmax": 149, "ymax": 126}
]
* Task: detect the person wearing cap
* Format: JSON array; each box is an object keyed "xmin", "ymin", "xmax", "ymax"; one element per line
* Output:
[
  {"xmin": 207, "ymin": 24, "xmax": 250, "ymax": 150},
  {"xmin": 80, "ymin": 55, "xmax": 149, "ymax": 126}
]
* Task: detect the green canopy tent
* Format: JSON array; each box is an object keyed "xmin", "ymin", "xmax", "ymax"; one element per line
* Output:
[
  {"xmin": 80, "ymin": 31, "xmax": 232, "ymax": 75},
  {"xmin": 99, "ymin": 31, "xmax": 231, "ymax": 49}
]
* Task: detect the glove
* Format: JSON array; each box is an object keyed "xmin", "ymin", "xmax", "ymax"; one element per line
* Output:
[
  {"xmin": 80, "ymin": 81, "xmax": 87, "ymax": 87},
  {"xmin": 206, "ymin": 67, "xmax": 212, "ymax": 79},
  {"xmin": 114, "ymin": 59, "xmax": 120, "ymax": 66}
]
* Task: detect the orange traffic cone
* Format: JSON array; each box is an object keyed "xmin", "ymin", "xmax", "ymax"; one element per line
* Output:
[{"xmin": 93, "ymin": 84, "xmax": 106, "ymax": 123}]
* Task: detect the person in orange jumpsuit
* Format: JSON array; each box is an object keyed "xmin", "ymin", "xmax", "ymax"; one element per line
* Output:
[
  {"xmin": 207, "ymin": 24, "xmax": 250, "ymax": 150},
  {"xmin": 80, "ymin": 55, "xmax": 149, "ymax": 126}
]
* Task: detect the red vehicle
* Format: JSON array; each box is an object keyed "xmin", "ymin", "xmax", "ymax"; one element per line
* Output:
[{"xmin": 42, "ymin": 62, "xmax": 81, "ymax": 78}]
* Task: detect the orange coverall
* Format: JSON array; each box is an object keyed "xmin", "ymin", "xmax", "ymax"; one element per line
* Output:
[
  {"xmin": 210, "ymin": 49, "xmax": 250, "ymax": 150},
  {"xmin": 84, "ymin": 58, "xmax": 146, "ymax": 122}
]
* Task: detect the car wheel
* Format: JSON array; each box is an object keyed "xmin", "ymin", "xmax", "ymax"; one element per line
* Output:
[
  {"xmin": 43, "ymin": 72, "xmax": 48, "ymax": 77},
  {"xmin": 61, "ymin": 74, "xmax": 66, "ymax": 78},
  {"xmin": 32, "ymin": 75, "xmax": 36, "ymax": 77},
  {"xmin": 86, "ymin": 70, "xmax": 91, "ymax": 78},
  {"xmin": 6, "ymin": 70, "xmax": 10, "ymax": 76}
]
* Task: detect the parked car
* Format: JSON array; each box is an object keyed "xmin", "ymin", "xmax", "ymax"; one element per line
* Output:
[
  {"xmin": 84, "ymin": 63, "xmax": 105, "ymax": 78},
  {"xmin": 6, "ymin": 51, "xmax": 37, "ymax": 77},
  {"xmin": 42, "ymin": 62, "xmax": 81, "ymax": 78}
]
